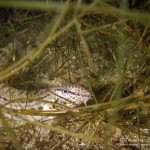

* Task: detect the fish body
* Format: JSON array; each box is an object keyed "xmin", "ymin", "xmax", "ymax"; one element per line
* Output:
[{"xmin": 0, "ymin": 84, "xmax": 91, "ymax": 121}]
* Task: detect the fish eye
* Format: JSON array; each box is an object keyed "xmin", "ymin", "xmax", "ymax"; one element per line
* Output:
[{"xmin": 63, "ymin": 89, "xmax": 68, "ymax": 93}]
